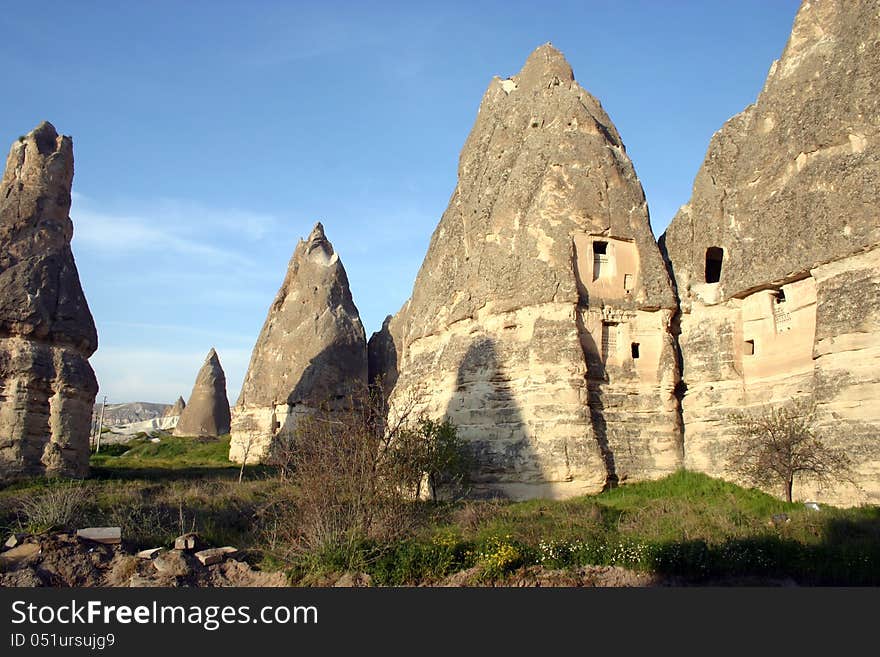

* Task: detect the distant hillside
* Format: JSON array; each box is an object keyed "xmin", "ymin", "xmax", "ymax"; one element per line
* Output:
[{"xmin": 93, "ymin": 402, "xmax": 172, "ymax": 427}]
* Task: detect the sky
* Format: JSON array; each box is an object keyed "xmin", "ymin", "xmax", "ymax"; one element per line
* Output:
[{"xmin": 0, "ymin": 0, "xmax": 802, "ymax": 405}]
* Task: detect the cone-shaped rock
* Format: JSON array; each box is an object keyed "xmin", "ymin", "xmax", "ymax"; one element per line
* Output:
[
  {"xmin": 372, "ymin": 45, "xmax": 681, "ymax": 499},
  {"xmin": 229, "ymin": 223, "xmax": 367, "ymax": 463},
  {"xmin": 174, "ymin": 349, "xmax": 231, "ymax": 437},
  {"xmin": 0, "ymin": 122, "xmax": 98, "ymax": 481},
  {"xmin": 661, "ymin": 0, "xmax": 880, "ymax": 505},
  {"xmin": 164, "ymin": 396, "xmax": 186, "ymax": 418}
]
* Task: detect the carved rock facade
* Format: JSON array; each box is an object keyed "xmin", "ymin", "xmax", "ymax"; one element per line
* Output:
[
  {"xmin": 661, "ymin": 0, "xmax": 880, "ymax": 505},
  {"xmin": 371, "ymin": 45, "xmax": 682, "ymax": 499}
]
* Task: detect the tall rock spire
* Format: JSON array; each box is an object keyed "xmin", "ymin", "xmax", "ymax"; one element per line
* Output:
[
  {"xmin": 174, "ymin": 348, "xmax": 231, "ymax": 438},
  {"xmin": 0, "ymin": 122, "xmax": 98, "ymax": 480},
  {"xmin": 661, "ymin": 0, "xmax": 880, "ymax": 506},
  {"xmin": 371, "ymin": 44, "xmax": 681, "ymax": 499},
  {"xmin": 229, "ymin": 222, "xmax": 367, "ymax": 463}
]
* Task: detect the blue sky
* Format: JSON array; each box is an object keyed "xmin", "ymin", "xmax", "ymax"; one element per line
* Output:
[{"xmin": 0, "ymin": 1, "xmax": 801, "ymax": 404}]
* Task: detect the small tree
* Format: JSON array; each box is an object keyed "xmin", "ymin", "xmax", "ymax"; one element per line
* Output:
[{"xmin": 726, "ymin": 399, "xmax": 853, "ymax": 503}]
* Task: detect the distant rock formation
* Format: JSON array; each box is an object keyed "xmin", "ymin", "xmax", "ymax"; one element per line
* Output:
[
  {"xmin": 661, "ymin": 0, "xmax": 880, "ymax": 505},
  {"xmin": 94, "ymin": 402, "xmax": 172, "ymax": 427},
  {"xmin": 174, "ymin": 349, "xmax": 231, "ymax": 438},
  {"xmin": 165, "ymin": 397, "xmax": 186, "ymax": 419},
  {"xmin": 229, "ymin": 223, "xmax": 367, "ymax": 463},
  {"xmin": 0, "ymin": 122, "xmax": 98, "ymax": 481},
  {"xmin": 371, "ymin": 45, "xmax": 681, "ymax": 499}
]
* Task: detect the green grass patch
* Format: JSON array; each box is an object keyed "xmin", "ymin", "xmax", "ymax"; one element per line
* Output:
[
  {"xmin": 2, "ymin": 464, "xmax": 877, "ymax": 585},
  {"xmin": 293, "ymin": 470, "xmax": 880, "ymax": 585}
]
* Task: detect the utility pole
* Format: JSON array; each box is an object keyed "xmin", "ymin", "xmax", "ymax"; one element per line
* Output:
[
  {"xmin": 95, "ymin": 395, "xmax": 107, "ymax": 454},
  {"xmin": 89, "ymin": 403, "xmax": 100, "ymax": 449}
]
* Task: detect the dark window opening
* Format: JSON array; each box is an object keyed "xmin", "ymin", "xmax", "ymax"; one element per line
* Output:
[
  {"xmin": 593, "ymin": 241, "xmax": 609, "ymax": 281},
  {"xmin": 705, "ymin": 247, "xmax": 723, "ymax": 283},
  {"xmin": 774, "ymin": 289, "xmax": 786, "ymax": 304},
  {"xmin": 631, "ymin": 342, "xmax": 640, "ymax": 359},
  {"xmin": 744, "ymin": 339, "xmax": 755, "ymax": 356}
]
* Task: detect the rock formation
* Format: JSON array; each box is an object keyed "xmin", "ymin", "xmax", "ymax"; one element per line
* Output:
[
  {"xmin": 165, "ymin": 396, "xmax": 185, "ymax": 419},
  {"xmin": 173, "ymin": 349, "xmax": 231, "ymax": 438},
  {"xmin": 0, "ymin": 122, "xmax": 98, "ymax": 480},
  {"xmin": 229, "ymin": 223, "xmax": 367, "ymax": 463},
  {"xmin": 94, "ymin": 401, "xmax": 171, "ymax": 427},
  {"xmin": 660, "ymin": 0, "xmax": 880, "ymax": 505},
  {"xmin": 371, "ymin": 45, "xmax": 681, "ymax": 499}
]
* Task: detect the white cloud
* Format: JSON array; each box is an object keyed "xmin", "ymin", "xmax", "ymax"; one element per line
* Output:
[{"xmin": 70, "ymin": 194, "xmax": 281, "ymax": 267}]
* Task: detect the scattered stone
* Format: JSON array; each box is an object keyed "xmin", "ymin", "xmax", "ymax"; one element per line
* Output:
[
  {"xmin": 76, "ymin": 527, "xmax": 122, "ymax": 544},
  {"xmin": 174, "ymin": 349, "xmax": 231, "ymax": 438},
  {"xmin": 194, "ymin": 546, "xmax": 238, "ymax": 566},
  {"xmin": 230, "ymin": 222, "xmax": 368, "ymax": 464},
  {"xmin": 0, "ymin": 122, "xmax": 98, "ymax": 482},
  {"xmin": 0, "ymin": 542, "xmax": 41, "ymax": 571},
  {"xmin": 136, "ymin": 547, "xmax": 163, "ymax": 560},
  {"xmin": 4, "ymin": 533, "xmax": 26, "ymax": 550},
  {"xmin": 333, "ymin": 572, "xmax": 373, "ymax": 588},
  {"xmin": 804, "ymin": 502, "xmax": 821, "ymax": 512},
  {"xmin": 152, "ymin": 550, "xmax": 190, "ymax": 578},
  {"xmin": 150, "ymin": 437, "xmax": 161, "ymax": 443},
  {"xmin": 173, "ymin": 532, "xmax": 200, "ymax": 551}
]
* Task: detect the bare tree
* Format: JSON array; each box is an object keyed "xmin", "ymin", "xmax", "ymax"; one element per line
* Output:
[
  {"xmin": 262, "ymin": 380, "xmax": 470, "ymax": 564},
  {"xmin": 726, "ymin": 399, "xmax": 853, "ymax": 503}
]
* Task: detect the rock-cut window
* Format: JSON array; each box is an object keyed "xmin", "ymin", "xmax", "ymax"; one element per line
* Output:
[
  {"xmin": 705, "ymin": 247, "xmax": 723, "ymax": 283},
  {"xmin": 593, "ymin": 241, "xmax": 609, "ymax": 281}
]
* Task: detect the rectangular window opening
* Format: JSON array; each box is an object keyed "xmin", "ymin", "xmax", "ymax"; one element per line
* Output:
[
  {"xmin": 705, "ymin": 247, "xmax": 723, "ymax": 284},
  {"xmin": 624, "ymin": 273, "xmax": 634, "ymax": 292},
  {"xmin": 631, "ymin": 342, "xmax": 640, "ymax": 359},
  {"xmin": 592, "ymin": 241, "xmax": 609, "ymax": 281},
  {"xmin": 744, "ymin": 339, "xmax": 755, "ymax": 356}
]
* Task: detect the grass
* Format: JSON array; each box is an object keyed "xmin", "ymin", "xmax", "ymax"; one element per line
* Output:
[
  {"xmin": 1, "ymin": 436, "xmax": 877, "ymax": 586},
  {"xmin": 90, "ymin": 433, "xmax": 241, "ymax": 480},
  {"xmin": 0, "ymin": 432, "xmax": 279, "ymax": 555}
]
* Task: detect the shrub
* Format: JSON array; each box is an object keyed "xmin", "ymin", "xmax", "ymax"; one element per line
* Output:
[
  {"xmin": 266, "ymin": 383, "xmax": 471, "ymax": 568},
  {"xmin": 17, "ymin": 482, "xmax": 89, "ymax": 532}
]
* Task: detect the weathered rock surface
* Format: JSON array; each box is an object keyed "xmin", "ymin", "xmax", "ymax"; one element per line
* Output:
[
  {"xmin": 173, "ymin": 349, "xmax": 231, "ymax": 437},
  {"xmin": 661, "ymin": 0, "xmax": 880, "ymax": 505},
  {"xmin": 230, "ymin": 222, "xmax": 367, "ymax": 463},
  {"xmin": 165, "ymin": 396, "xmax": 185, "ymax": 418},
  {"xmin": 372, "ymin": 45, "xmax": 681, "ymax": 499},
  {"xmin": 94, "ymin": 401, "xmax": 170, "ymax": 427},
  {"xmin": 0, "ymin": 122, "xmax": 98, "ymax": 481},
  {"xmin": 76, "ymin": 527, "xmax": 121, "ymax": 545}
]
